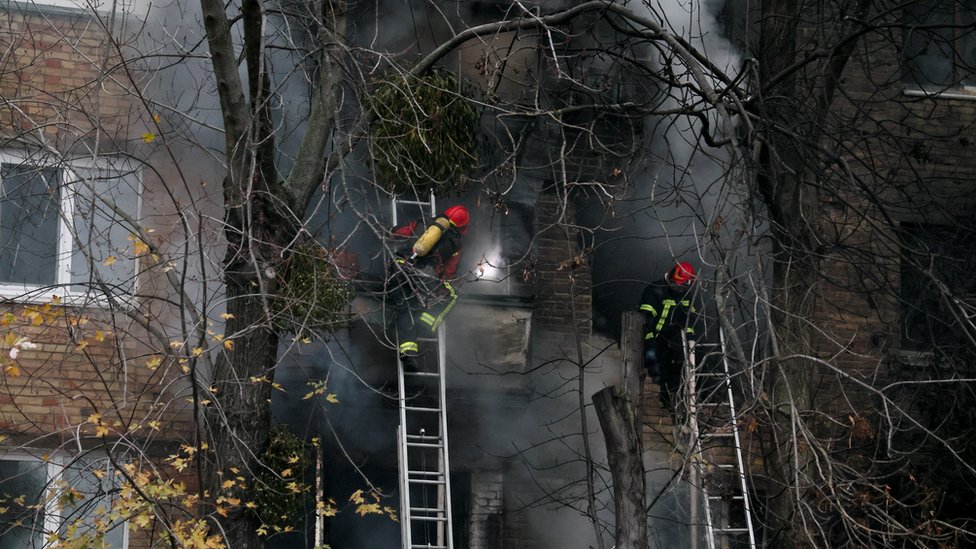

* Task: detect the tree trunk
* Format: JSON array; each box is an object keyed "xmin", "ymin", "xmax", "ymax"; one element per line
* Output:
[
  {"xmin": 204, "ymin": 258, "xmax": 281, "ymax": 549},
  {"xmin": 592, "ymin": 312, "xmax": 649, "ymax": 549},
  {"xmin": 594, "ymin": 386, "xmax": 649, "ymax": 549}
]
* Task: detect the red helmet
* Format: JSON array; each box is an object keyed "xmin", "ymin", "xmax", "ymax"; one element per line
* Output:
[
  {"xmin": 444, "ymin": 205, "xmax": 469, "ymax": 228},
  {"xmin": 669, "ymin": 261, "xmax": 696, "ymax": 286}
]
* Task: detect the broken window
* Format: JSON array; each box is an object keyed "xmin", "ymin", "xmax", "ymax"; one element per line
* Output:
[
  {"xmin": 899, "ymin": 223, "xmax": 976, "ymax": 356},
  {"xmin": 902, "ymin": 0, "xmax": 976, "ymax": 89}
]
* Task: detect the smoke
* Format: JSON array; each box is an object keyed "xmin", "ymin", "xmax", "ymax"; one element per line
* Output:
[{"xmin": 583, "ymin": 0, "xmax": 743, "ymax": 337}]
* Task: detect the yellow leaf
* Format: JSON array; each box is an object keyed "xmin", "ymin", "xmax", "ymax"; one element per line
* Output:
[
  {"xmin": 349, "ymin": 489, "xmax": 364, "ymax": 504},
  {"xmin": 326, "ymin": 394, "xmax": 339, "ymax": 404},
  {"xmin": 220, "ymin": 313, "xmax": 235, "ymax": 320},
  {"xmin": 152, "ymin": 114, "xmax": 161, "ymax": 123},
  {"xmin": 50, "ymin": 294, "xmax": 61, "ymax": 305},
  {"xmin": 129, "ymin": 235, "xmax": 150, "ymax": 256},
  {"xmin": 87, "ymin": 413, "xmax": 101, "ymax": 424},
  {"xmin": 102, "ymin": 256, "xmax": 117, "ymax": 266},
  {"xmin": 148, "ymin": 421, "xmax": 160, "ymax": 430},
  {"xmin": 94, "ymin": 330, "xmax": 106, "ymax": 342},
  {"xmin": 191, "ymin": 347, "xmax": 203, "ymax": 357},
  {"xmin": 280, "ymin": 468, "xmax": 292, "ymax": 478},
  {"xmin": 95, "ymin": 425, "xmax": 110, "ymax": 437},
  {"xmin": 221, "ymin": 480, "xmax": 235, "ymax": 489},
  {"xmin": 223, "ymin": 339, "xmax": 234, "ymax": 351},
  {"xmin": 75, "ymin": 341, "xmax": 89, "ymax": 352},
  {"xmin": 146, "ymin": 357, "xmax": 162, "ymax": 370},
  {"xmin": 5, "ymin": 365, "xmax": 20, "ymax": 377},
  {"xmin": 142, "ymin": 132, "xmax": 156, "ymax": 143},
  {"xmin": 356, "ymin": 503, "xmax": 381, "ymax": 517},
  {"xmin": 215, "ymin": 506, "xmax": 228, "ymax": 517}
]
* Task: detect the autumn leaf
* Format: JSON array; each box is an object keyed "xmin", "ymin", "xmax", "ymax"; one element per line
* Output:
[
  {"xmin": 326, "ymin": 394, "xmax": 339, "ymax": 404},
  {"xmin": 94, "ymin": 330, "xmax": 106, "ymax": 342},
  {"xmin": 5, "ymin": 365, "xmax": 20, "ymax": 377},
  {"xmin": 102, "ymin": 256, "xmax": 117, "ymax": 266},
  {"xmin": 356, "ymin": 503, "xmax": 381, "ymax": 517},
  {"xmin": 223, "ymin": 339, "xmax": 234, "ymax": 351},
  {"xmin": 220, "ymin": 313, "xmax": 234, "ymax": 320},
  {"xmin": 142, "ymin": 132, "xmax": 156, "ymax": 143},
  {"xmin": 128, "ymin": 234, "xmax": 150, "ymax": 255},
  {"xmin": 146, "ymin": 356, "xmax": 162, "ymax": 370},
  {"xmin": 221, "ymin": 480, "xmax": 235, "ymax": 489}
]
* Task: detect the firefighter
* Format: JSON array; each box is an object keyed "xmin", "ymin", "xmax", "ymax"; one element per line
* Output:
[
  {"xmin": 640, "ymin": 261, "xmax": 697, "ymax": 410},
  {"xmin": 389, "ymin": 205, "xmax": 469, "ymax": 371}
]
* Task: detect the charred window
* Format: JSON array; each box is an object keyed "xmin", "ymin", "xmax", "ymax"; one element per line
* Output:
[
  {"xmin": 899, "ymin": 223, "xmax": 976, "ymax": 356},
  {"xmin": 902, "ymin": 0, "xmax": 976, "ymax": 89}
]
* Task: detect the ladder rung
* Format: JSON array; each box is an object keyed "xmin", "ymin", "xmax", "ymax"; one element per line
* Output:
[
  {"xmin": 405, "ymin": 371, "xmax": 440, "ymax": 377},
  {"xmin": 408, "ymin": 478, "xmax": 447, "ymax": 485},
  {"xmin": 697, "ymin": 372, "xmax": 727, "ymax": 377},
  {"xmin": 395, "ymin": 198, "xmax": 433, "ymax": 206},
  {"xmin": 707, "ymin": 494, "xmax": 745, "ymax": 500},
  {"xmin": 407, "ymin": 468, "xmax": 443, "ymax": 476},
  {"xmin": 410, "ymin": 545, "xmax": 448, "ymax": 549},
  {"xmin": 407, "ymin": 442, "xmax": 444, "ymax": 449},
  {"xmin": 701, "ymin": 431, "xmax": 736, "ymax": 438},
  {"xmin": 408, "ymin": 512, "xmax": 448, "ymax": 520},
  {"xmin": 406, "ymin": 433, "xmax": 441, "ymax": 441},
  {"xmin": 713, "ymin": 527, "xmax": 751, "ymax": 533},
  {"xmin": 417, "ymin": 337, "xmax": 438, "ymax": 343},
  {"xmin": 698, "ymin": 401, "xmax": 731, "ymax": 407},
  {"xmin": 405, "ymin": 405, "xmax": 442, "ymax": 412}
]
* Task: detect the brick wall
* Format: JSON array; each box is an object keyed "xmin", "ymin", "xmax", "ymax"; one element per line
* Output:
[
  {"xmin": 0, "ymin": 5, "xmax": 137, "ymax": 148},
  {"xmin": 532, "ymin": 188, "xmax": 592, "ymax": 342}
]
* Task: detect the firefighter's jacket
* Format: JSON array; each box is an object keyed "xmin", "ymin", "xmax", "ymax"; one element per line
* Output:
[
  {"xmin": 391, "ymin": 218, "xmax": 463, "ymax": 358},
  {"xmin": 639, "ymin": 278, "xmax": 696, "ymax": 342},
  {"xmin": 393, "ymin": 218, "xmax": 463, "ymax": 280}
]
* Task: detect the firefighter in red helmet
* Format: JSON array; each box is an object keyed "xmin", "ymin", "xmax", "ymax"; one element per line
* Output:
[
  {"xmin": 388, "ymin": 205, "xmax": 469, "ymax": 370},
  {"xmin": 639, "ymin": 261, "xmax": 698, "ymax": 410}
]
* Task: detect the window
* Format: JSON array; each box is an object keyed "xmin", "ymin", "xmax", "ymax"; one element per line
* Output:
[
  {"xmin": 0, "ymin": 453, "xmax": 126, "ymax": 549},
  {"xmin": 899, "ymin": 224, "xmax": 976, "ymax": 353},
  {"xmin": 902, "ymin": 0, "xmax": 976, "ymax": 89},
  {"xmin": 0, "ymin": 153, "xmax": 140, "ymax": 302}
]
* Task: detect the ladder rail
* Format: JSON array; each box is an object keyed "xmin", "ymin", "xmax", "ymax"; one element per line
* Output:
[
  {"xmin": 686, "ymin": 333, "xmax": 757, "ymax": 549},
  {"xmin": 719, "ymin": 328, "xmax": 757, "ymax": 549},
  {"xmin": 687, "ymin": 341, "xmax": 717, "ymax": 549},
  {"xmin": 392, "ymin": 192, "xmax": 453, "ymax": 548},
  {"xmin": 435, "ymin": 324, "xmax": 455, "ymax": 549},
  {"xmin": 391, "ymin": 192, "xmax": 436, "ymax": 226}
]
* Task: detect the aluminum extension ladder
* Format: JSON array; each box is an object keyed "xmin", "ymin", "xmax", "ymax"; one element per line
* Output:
[
  {"xmin": 392, "ymin": 193, "xmax": 455, "ymax": 549},
  {"xmin": 685, "ymin": 330, "xmax": 757, "ymax": 549}
]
